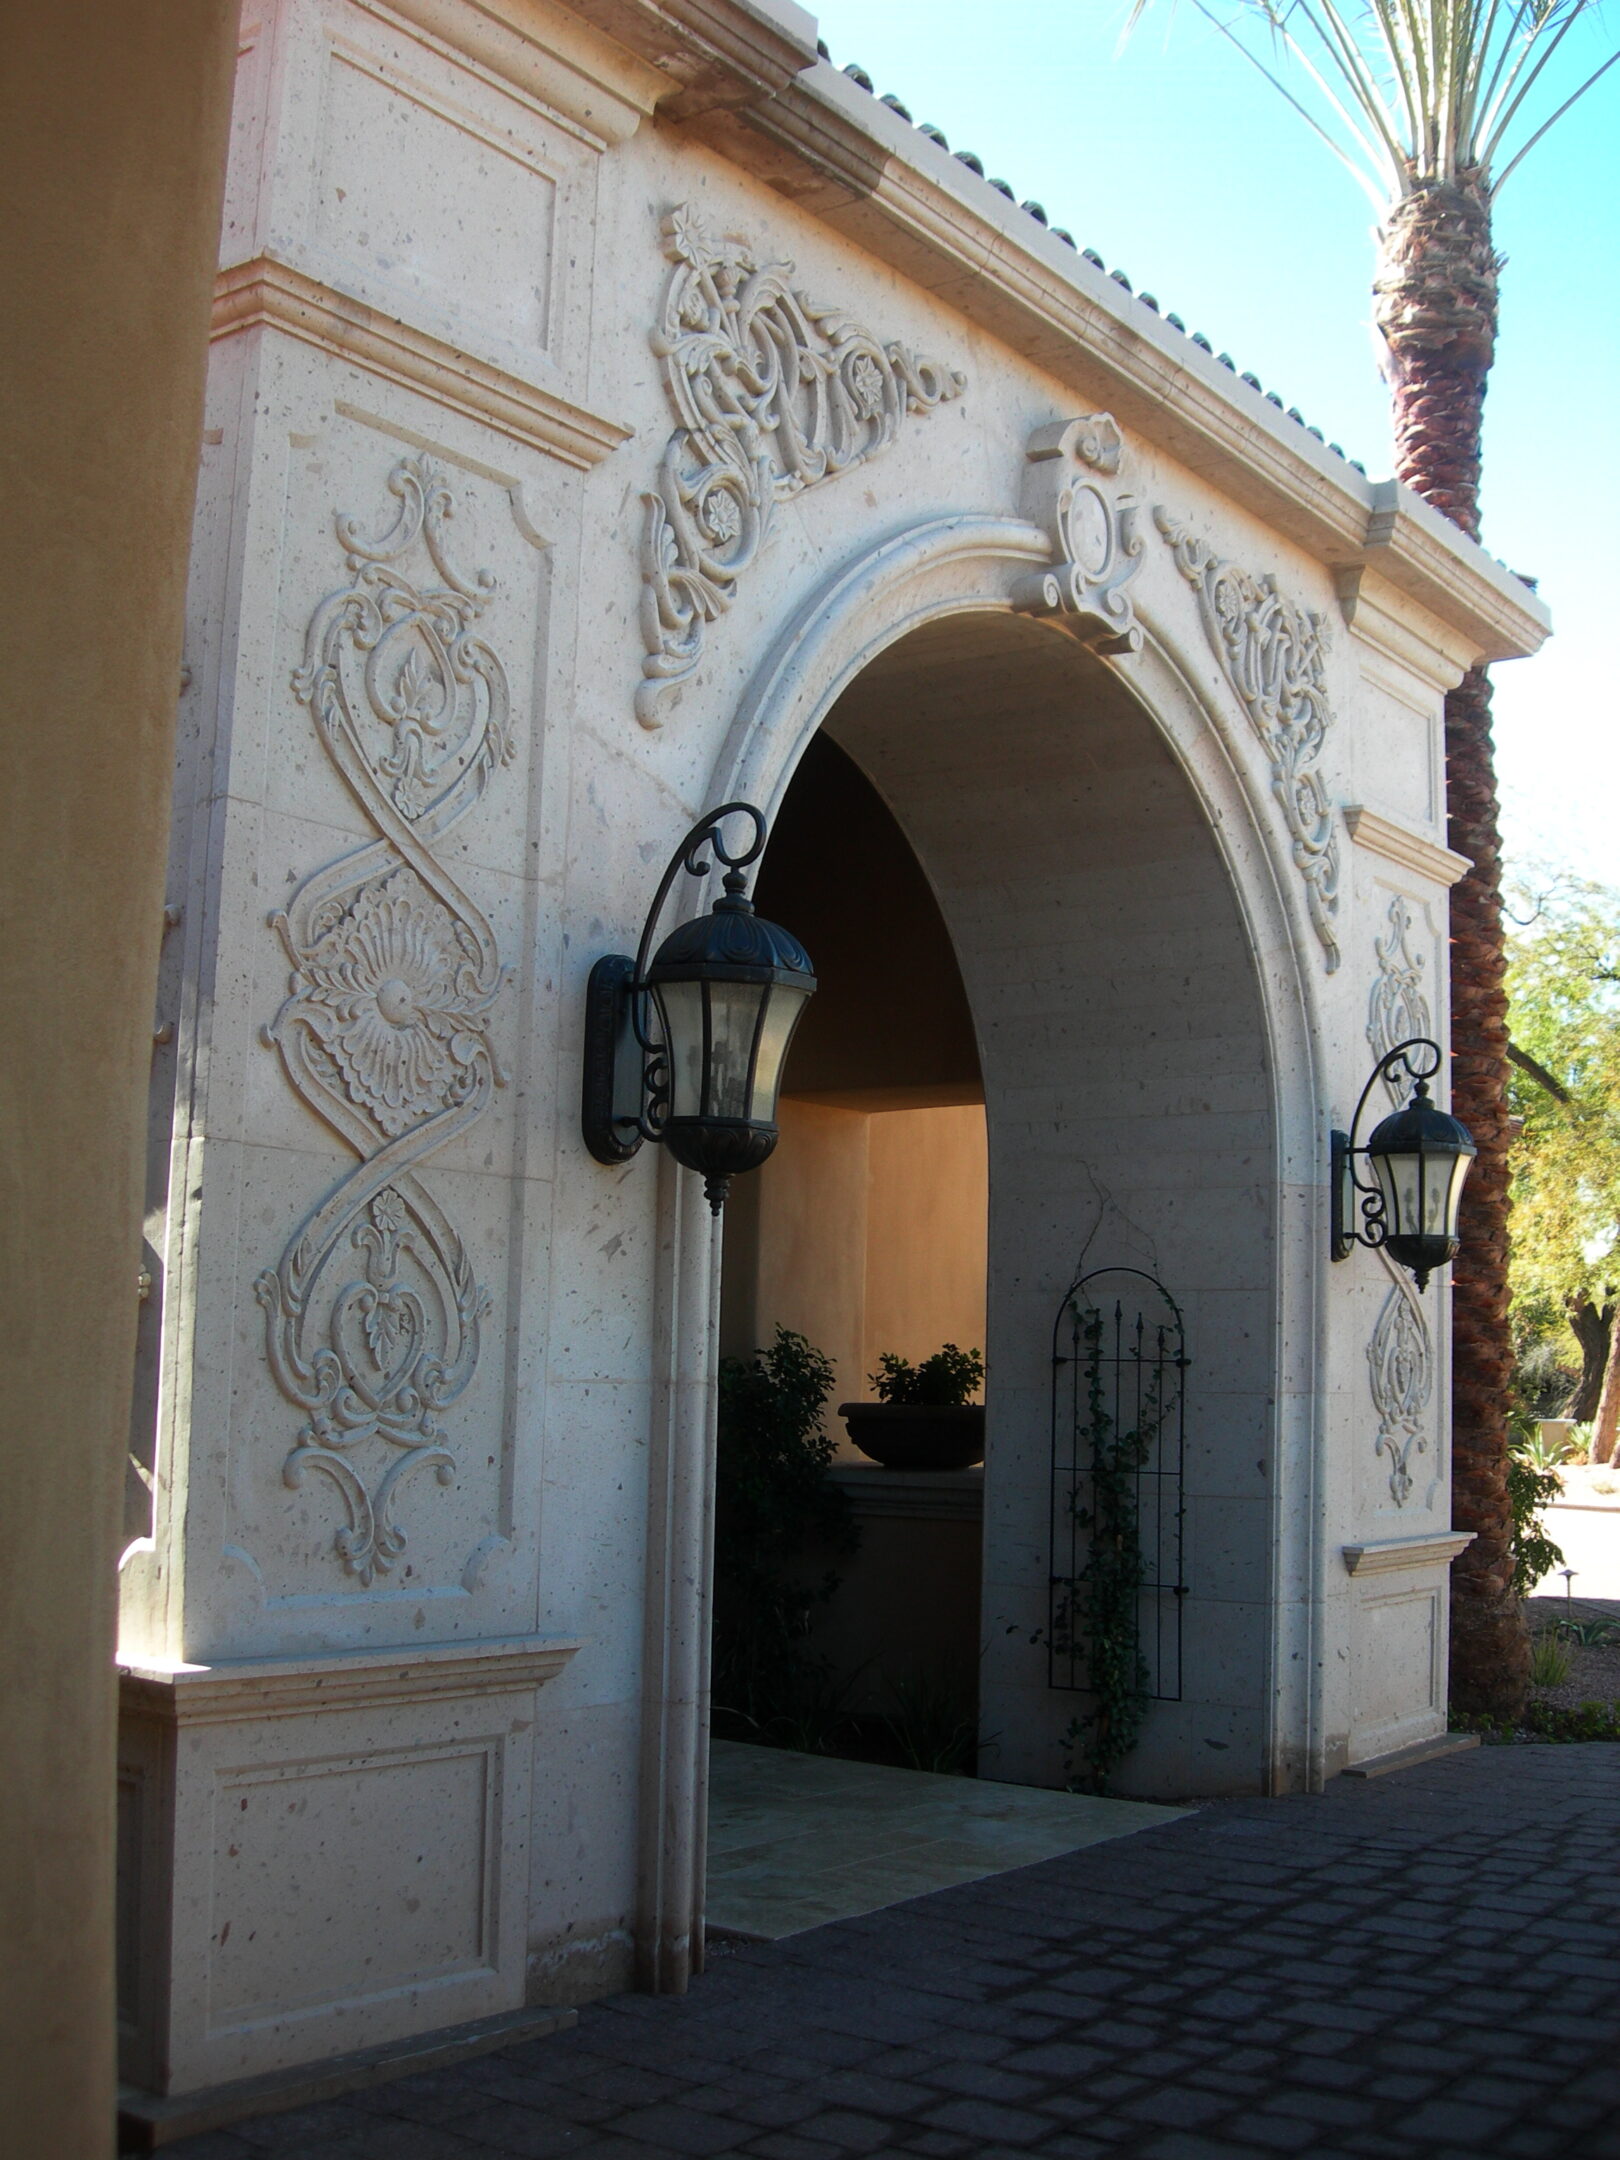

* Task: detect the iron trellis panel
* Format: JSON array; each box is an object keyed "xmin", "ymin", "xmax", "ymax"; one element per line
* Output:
[{"xmin": 1049, "ymin": 1268, "xmax": 1188, "ymax": 1702}]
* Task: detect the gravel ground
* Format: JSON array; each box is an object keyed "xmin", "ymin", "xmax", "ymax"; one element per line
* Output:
[{"xmin": 1524, "ymin": 1596, "xmax": 1620, "ymax": 1714}]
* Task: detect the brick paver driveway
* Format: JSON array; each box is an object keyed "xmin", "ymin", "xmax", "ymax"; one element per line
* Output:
[{"xmin": 171, "ymin": 1745, "xmax": 1620, "ymax": 2160}]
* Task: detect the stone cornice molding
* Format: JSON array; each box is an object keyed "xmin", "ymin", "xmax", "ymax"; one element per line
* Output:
[
  {"xmin": 829, "ymin": 1465, "xmax": 984, "ymax": 1522},
  {"xmin": 1344, "ymin": 806, "xmax": 1473, "ymax": 888},
  {"xmin": 118, "ymin": 1635, "xmax": 582, "ymax": 1723},
  {"xmin": 1356, "ymin": 482, "xmax": 1546, "ymax": 664},
  {"xmin": 1341, "ymin": 1532, "xmax": 1474, "ymax": 1576},
  {"xmin": 570, "ymin": 0, "xmax": 816, "ymax": 117},
  {"xmin": 212, "ymin": 256, "xmax": 634, "ymax": 471},
  {"xmin": 373, "ymin": 0, "xmax": 668, "ymax": 143}
]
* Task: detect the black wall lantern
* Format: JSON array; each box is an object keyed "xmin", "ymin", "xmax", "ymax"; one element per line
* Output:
[
  {"xmin": 581, "ymin": 803, "xmax": 815, "ymax": 1215},
  {"xmin": 1331, "ymin": 1037, "xmax": 1477, "ymax": 1291}
]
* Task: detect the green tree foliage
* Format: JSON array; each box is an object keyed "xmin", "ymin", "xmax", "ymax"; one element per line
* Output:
[
  {"xmin": 712, "ymin": 1328, "xmax": 857, "ymax": 1732},
  {"xmin": 1505, "ymin": 874, "xmax": 1620, "ymax": 1424}
]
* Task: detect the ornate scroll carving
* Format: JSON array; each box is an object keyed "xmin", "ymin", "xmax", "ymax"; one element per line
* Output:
[
  {"xmin": 1154, "ymin": 511, "xmax": 1341, "ymax": 971},
  {"xmin": 637, "ymin": 204, "xmax": 965, "ymax": 727},
  {"xmin": 256, "ymin": 456, "xmax": 510, "ymax": 1583},
  {"xmin": 1368, "ymin": 1267, "xmax": 1434, "ymax": 1508},
  {"xmin": 1369, "ymin": 895, "xmax": 1432, "ymax": 1100},
  {"xmin": 1012, "ymin": 415, "xmax": 1143, "ymax": 654}
]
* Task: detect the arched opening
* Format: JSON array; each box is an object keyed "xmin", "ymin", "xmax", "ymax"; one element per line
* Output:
[
  {"xmin": 710, "ymin": 593, "xmax": 1283, "ymax": 1820},
  {"xmin": 718, "ymin": 732, "xmax": 990, "ymax": 1765}
]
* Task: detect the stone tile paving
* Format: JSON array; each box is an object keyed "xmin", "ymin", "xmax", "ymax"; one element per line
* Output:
[{"xmin": 168, "ymin": 1745, "xmax": 1620, "ymax": 2160}]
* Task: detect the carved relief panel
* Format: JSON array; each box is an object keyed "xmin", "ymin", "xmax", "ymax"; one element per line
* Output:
[
  {"xmin": 1364, "ymin": 893, "xmax": 1440, "ymax": 1510},
  {"xmin": 256, "ymin": 454, "xmax": 514, "ymax": 1585},
  {"xmin": 1155, "ymin": 511, "xmax": 1341, "ymax": 971},
  {"xmin": 637, "ymin": 204, "xmax": 965, "ymax": 726}
]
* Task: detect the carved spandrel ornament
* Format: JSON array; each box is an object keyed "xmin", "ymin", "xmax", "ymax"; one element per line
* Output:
[
  {"xmin": 1369, "ymin": 894, "xmax": 1432, "ymax": 1101},
  {"xmin": 1154, "ymin": 510, "xmax": 1341, "ymax": 971},
  {"xmin": 256, "ymin": 456, "xmax": 510, "ymax": 1584},
  {"xmin": 636, "ymin": 204, "xmax": 965, "ymax": 728},
  {"xmin": 1011, "ymin": 415, "xmax": 1143, "ymax": 654}
]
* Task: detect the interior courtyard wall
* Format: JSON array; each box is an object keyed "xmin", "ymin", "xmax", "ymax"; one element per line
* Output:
[
  {"xmin": 121, "ymin": 0, "xmax": 1546, "ymax": 2098},
  {"xmin": 863, "ymin": 1105, "xmax": 989, "ymax": 1392}
]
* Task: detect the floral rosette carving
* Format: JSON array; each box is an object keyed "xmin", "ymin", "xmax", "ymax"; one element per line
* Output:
[
  {"xmin": 256, "ymin": 456, "xmax": 510, "ymax": 1584},
  {"xmin": 637, "ymin": 203, "xmax": 965, "ymax": 727},
  {"xmin": 1155, "ymin": 510, "xmax": 1341, "ymax": 971}
]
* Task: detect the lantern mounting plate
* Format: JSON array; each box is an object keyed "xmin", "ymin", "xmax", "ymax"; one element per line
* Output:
[{"xmin": 582, "ymin": 952, "xmax": 643, "ymax": 1166}]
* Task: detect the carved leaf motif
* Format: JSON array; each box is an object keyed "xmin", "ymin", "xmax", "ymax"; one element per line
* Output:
[
  {"xmin": 1369, "ymin": 895, "xmax": 1432, "ymax": 1100},
  {"xmin": 257, "ymin": 456, "xmax": 509, "ymax": 1583},
  {"xmin": 636, "ymin": 205, "xmax": 966, "ymax": 727},
  {"xmin": 1154, "ymin": 509, "xmax": 1341, "ymax": 971},
  {"xmin": 1368, "ymin": 1270, "xmax": 1434, "ymax": 1508}
]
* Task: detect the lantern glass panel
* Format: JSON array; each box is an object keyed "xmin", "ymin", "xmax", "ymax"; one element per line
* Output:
[
  {"xmin": 1373, "ymin": 1140, "xmax": 1468, "ymax": 1246},
  {"xmin": 704, "ymin": 978, "xmax": 769, "ymax": 1120},
  {"xmin": 749, "ymin": 983, "xmax": 812, "ymax": 1122},
  {"xmin": 1372, "ymin": 1145, "xmax": 1422, "ymax": 1244},
  {"xmin": 653, "ymin": 979, "xmax": 706, "ymax": 1120},
  {"xmin": 1444, "ymin": 1144, "xmax": 1474, "ymax": 1232}
]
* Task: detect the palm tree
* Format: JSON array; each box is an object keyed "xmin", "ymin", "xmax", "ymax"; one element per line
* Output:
[{"xmin": 1129, "ymin": 1, "xmax": 1617, "ymax": 1717}]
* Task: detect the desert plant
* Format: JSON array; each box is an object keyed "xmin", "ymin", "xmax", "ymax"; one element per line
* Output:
[
  {"xmin": 868, "ymin": 1343, "xmax": 984, "ymax": 1407},
  {"xmin": 1520, "ymin": 1425, "xmax": 1579, "ymax": 1472},
  {"xmin": 1506, "ymin": 1413, "xmax": 1565, "ymax": 1599},
  {"xmin": 1528, "ymin": 1630, "xmax": 1571, "ymax": 1689},
  {"xmin": 884, "ymin": 1669, "xmax": 977, "ymax": 1776}
]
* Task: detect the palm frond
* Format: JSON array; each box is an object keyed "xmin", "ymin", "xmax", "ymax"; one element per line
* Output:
[{"xmin": 1128, "ymin": 0, "xmax": 1617, "ymax": 201}]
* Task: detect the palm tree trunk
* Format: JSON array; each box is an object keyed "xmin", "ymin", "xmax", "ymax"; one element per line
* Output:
[
  {"xmin": 1444, "ymin": 667, "xmax": 1530, "ymax": 1713},
  {"xmin": 1376, "ymin": 178, "xmax": 1529, "ymax": 1717}
]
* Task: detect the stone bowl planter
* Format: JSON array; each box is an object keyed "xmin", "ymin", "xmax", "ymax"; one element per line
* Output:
[{"xmin": 838, "ymin": 1402, "xmax": 985, "ymax": 1472}]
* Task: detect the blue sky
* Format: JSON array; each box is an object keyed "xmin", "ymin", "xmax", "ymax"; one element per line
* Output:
[{"xmin": 808, "ymin": 1, "xmax": 1619, "ymax": 887}]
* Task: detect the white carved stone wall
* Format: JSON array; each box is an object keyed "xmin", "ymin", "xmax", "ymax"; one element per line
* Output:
[{"xmin": 120, "ymin": 0, "xmax": 1542, "ymax": 2100}]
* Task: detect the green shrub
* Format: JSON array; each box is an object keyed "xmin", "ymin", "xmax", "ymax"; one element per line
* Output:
[
  {"xmin": 869, "ymin": 1343, "xmax": 984, "ymax": 1406},
  {"xmin": 1524, "ymin": 1698, "xmax": 1620, "ymax": 1742},
  {"xmin": 712, "ymin": 1328, "xmax": 856, "ymax": 1734}
]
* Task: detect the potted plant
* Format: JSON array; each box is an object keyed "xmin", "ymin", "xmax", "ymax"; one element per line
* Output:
[{"xmin": 839, "ymin": 1344, "xmax": 985, "ymax": 1471}]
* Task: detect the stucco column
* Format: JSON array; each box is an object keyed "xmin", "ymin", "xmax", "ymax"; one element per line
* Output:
[{"xmin": 0, "ymin": 6, "xmax": 237, "ymax": 2151}]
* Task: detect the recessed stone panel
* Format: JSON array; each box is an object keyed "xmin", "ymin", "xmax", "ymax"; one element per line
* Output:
[
  {"xmin": 209, "ymin": 1738, "xmax": 495, "ymax": 2026},
  {"xmin": 315, "ymin": 45, "xmax": 555, "ymax": 355}
]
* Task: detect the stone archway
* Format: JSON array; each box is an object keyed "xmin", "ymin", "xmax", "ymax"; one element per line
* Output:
[{"xmin": 637, "ymin": 515, "xmax": 1328, "ymax": 1989}]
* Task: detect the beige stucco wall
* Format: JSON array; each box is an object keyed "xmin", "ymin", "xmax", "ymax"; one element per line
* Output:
[
  {"xmin": 864, "ymin": 1105, "xmax": 989, "ymax": 1389},
  {"xmin": 723, "ymin": 1099, "xmax": 988, "ymax": 1444},
  {"xmin": 0, "ymin": 4, "xmax": 237, "ymax": 2150}
]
